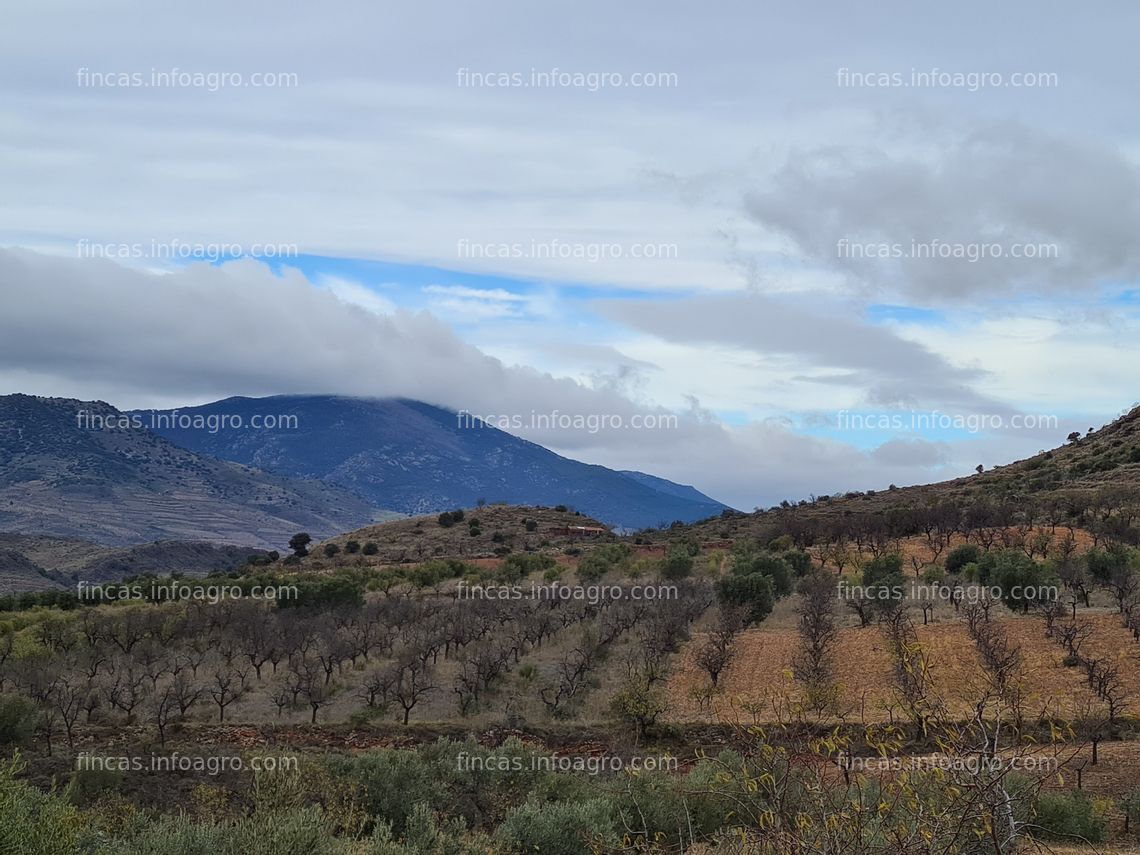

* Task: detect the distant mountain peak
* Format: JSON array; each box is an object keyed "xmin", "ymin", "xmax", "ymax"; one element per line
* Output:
[{"xmin": 137, "ymin": 395, "xmax": 730, "ymax": 529}]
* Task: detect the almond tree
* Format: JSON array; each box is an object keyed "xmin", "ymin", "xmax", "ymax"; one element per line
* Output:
[
  {"xmin": 209, "ymin": 665, "xmax": 245, "ymax": 722},
  {"xmin": 694, "ymin": 606, "xmax": 743, "ymax": 688},
  {"xmin": 390, "ymin": 653, "xmax": 437, "ymax": 725}
]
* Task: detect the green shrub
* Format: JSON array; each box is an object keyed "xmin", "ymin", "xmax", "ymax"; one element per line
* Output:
[
  {"xmin": 975, "ymin": 550, "xmax": 1059, "ymax": 613},
  {"xmin": 945, "ymin": 544, "xmax": 982, "ymax": 574},
  {"xmin": 0, "ymin": 695, "xmax": 37, "ymax": 747},
  {"xmin": 861, "ymin": 553, "xmax": 905, "ymax": 599},
  {"xmin": 111, "ymin": 808, "xmax": 338, "ymax": 855},
  {"xmin": 498, "ymin": 553, "xmax": 555, "ymax": 583},
  {"xmin": 575, "ymin": 553, "xmax": 610, "ymax": 582},
  {"xmin": 922, "ymin": 564, "xmax": 945, "ymax": 583},
  {"xmin": 369, "ymin": 802, "xmax": 492, "ymax": 855},
  {"xmin": 659, "ymin": 547, "xmax": 694, "ymax": 580},
  {"xmin": 784, "ymin": 549, "xmax": 813, "ymax": 577},
  {"xmin": 734, "ymin": 553, "xmax": 793, "ymax": 597},
  {"xmin": 768, "ymin": 534, "xmax": 794, "ymax": 551},
  {"xmin": 277, "ymin": 575, "xmax": 364, "ymax": 610},
  {"xmin": 0, "ymin": 756, "xmax": 87, "ymax": 855},
  {"xmin": 495, "ymin": 798, "xmax": 617, "ymax": 855},
  {"xmin": 66, "ymin": 766, "xmax": 122, "ymax": 807},
  {"xmin": 609, "ymin": 680, "xmax": 667, "ymax": 737},
  {"xmin": 330, "ymin": 750, "xmax": 445, "ymax": 836},
  {"xmin": 1031, "ymin": 790, "xmax": 1107, "ymax": 843},
  {"xmin": 715, "ymin": 572, "xmax": 774, "ymax": 624}
]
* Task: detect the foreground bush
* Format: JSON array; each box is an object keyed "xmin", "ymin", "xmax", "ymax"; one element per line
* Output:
[
  {"xmin": 0, "ymin": 756, "xmax": 87, "ymax": 855},
  {"xmin": 495, "ymin": 797, "xmax": 617, "ymax": 855},
  {"xmin": 1030, "ymin": 790, "xmax": 1108, "ymax": 844}
]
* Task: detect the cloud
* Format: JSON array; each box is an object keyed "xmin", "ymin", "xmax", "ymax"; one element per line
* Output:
[
  {"xmin": 0, "ymin": 249, "xmax": 1041, "ymax": 510},
  {"xmin": 595, "ymin": 290, "xmax": 1009, "ymax": 415},
  {"xmin": 744, "ymin": 123, "xmax": 1140, "ymax": 300},
  {"xmin": 423, "ymin": 283, "xmax": 535, "ymax": 320},
  {"xmin": 871, "ymin": 437, "xmax": 951, "ymax": 467},
  {"xmin": 319, "ymin": 276, "xmax": 397, "ymax": 315}
]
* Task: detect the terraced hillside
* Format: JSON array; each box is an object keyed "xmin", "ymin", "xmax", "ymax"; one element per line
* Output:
[{"xmin": 0, "ymin": 394, "xmax": 382, "ymax": 548}]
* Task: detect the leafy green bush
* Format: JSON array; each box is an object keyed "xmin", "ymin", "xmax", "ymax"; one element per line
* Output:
[
  {"xmin": 659, "ymin": 547, "xmax": 694, "ymax": 580},
  {"xmin": 575, "ymin": 552, "xmax": 609, "ymax": 582},
  {"xmin": 945, "ymin": 544, "xmax": 981, "ymax": 574},
  {"xmin": 861, "ymin": 553, "xmax": 905, "ymax": 598},
  {"xmin": 609, "ymin": 679, "xmax": 667, "ymax": 737},
  {"xmin": 495, "ymin": 798, "xmax": 617, "ymax": 855},
  {"xmin": 65, "ymin": 766, "xmax": 122, "ymax": 807},
  {"xmin": 110, "ymin": 808, "xmax": 338, "ymax": 855},
  {"xmin": 369, "ymin": 802, "xmax": 492, "ymax": 855},
  {"xmin": 715, "ymin": 572, "xmax": 774, "ymax": 624},
  {"xmin": 0, "ymin": 756, "xmax": 87, "ymax": 855},
  {"xmin": 498, "ymin": 553, "xmax": 555, "ymax": 583},
  {"xmin": 1031, "ymin": 790, "xmax": 1106, "ymax": 843},
  {"xmin": 767, "ymin": 534, "xmax": 794, "ymax": 551},
  {"xmin": 976, "ymin": 550, "xmax": 1059, "ymax": 613},
  {"xmin": 732, "ymin": 552, "xmax": 793, "ymax": 596},
  {"xmin": 277, "ymin": 574, "xmax": 365, "ymax": 610},
  {"xmin": 329, "ymin": 750, "xmax": 446, "ymax": 836},
  {"xmin": 0, "ymin": 695, "xmax": 37, "ymax": 747},
  {"xmin": 784, "ymin": 549, "xmax": 813, "ymax": 577}
]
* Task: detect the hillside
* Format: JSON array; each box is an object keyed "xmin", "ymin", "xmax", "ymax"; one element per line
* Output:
[
  {"xmin": 0, "ymin": 532, "xmax": 117, "ymax": 572},
  {"xmin": 60, "ymin": 540, "xmax": 269, "ymax": 584},
  {"xmin": 0, "ymin": 533, "xmax": 270, "ymax": 590},
  {"xmin": 138, "ymin": 395, "xmax": 730, "ymax": 529},
  {"xmin": 664, "ymin": 404, "xmax": 1140, "ymax": 543},
  {"xmin": 0, "ymin": 394, "xmax": 382, "ymax": 549},
  {"xmin": 0, "ymin": 548, "xmax": 63, "ymax": 593},
  {"xmin": 301, "ymin": 503, "xmax": 612, "ymax": 565}
]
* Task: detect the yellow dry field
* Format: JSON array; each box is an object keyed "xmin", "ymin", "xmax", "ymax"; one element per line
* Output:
[{"xmin": 669, "ymin": 612, "xmax": 1140, "ymax": 727}]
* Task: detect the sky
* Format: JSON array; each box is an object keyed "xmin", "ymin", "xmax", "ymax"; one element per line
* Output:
[{"xmin": 2, "ymin": 0, "xmax": 1139, "ymax": 510}]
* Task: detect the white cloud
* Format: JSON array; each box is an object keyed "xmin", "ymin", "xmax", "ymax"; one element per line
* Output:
[
  {"xmin": 0, "ymin": 249, "xmax": 1069, "ymax": 510},
  {"xmin": 319, "ymin": 276, "xmax": 397, "ymax": 315}
]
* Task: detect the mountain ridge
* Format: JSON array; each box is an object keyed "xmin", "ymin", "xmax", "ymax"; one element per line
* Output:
[
  {"xmin": 135, "ymin": 395, "xmax": 730, "ymax": 529},
  {"xmin": 0, "ymin": 394, "xmax": 382, "ymax": 548}
]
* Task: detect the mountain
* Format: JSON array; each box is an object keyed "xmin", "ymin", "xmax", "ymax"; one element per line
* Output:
[
  {"xmin": 0, "ymin": 394, "xmax": 382, "ymax": 548},
  {"xmin": 618, "ymin": 470, "xmax": 726, "ymax": 507},
  {"xmin": 138, "ymin": 395, "xmax": 731, "ymax": 529}
]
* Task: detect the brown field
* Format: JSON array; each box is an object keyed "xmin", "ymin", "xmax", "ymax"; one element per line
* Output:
[{"xmin": 669, "ymin": 610, "xmax": 1140, "ymax": 727}]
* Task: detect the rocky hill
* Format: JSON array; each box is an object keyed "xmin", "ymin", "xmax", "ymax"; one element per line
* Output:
[{"xmin": 0, "ymin": 394, "xmax": 382, "ymax": 549}]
